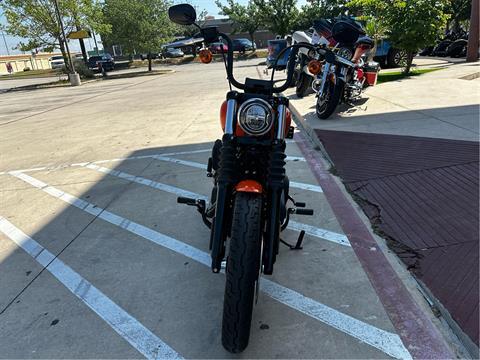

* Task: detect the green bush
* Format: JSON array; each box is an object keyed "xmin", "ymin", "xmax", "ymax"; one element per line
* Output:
[
  {"xmin": 60, "ymin": 61, "xmax": 94, "ymax": 79},
  {"xmin": 75, "ymin": 61, "xmax": 94, "ymax": 79}
]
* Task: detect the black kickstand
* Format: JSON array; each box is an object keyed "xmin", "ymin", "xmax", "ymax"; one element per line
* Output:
[{"xmin": 280, "ymin": 230, "xmax": 305, "ymax": 250}]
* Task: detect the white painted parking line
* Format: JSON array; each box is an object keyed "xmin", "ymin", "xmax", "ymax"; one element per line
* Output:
[
  {"xmin": 153, "ymin": 156, "xmax": 207, "ymax": 170},
  {"xmin": 1, "ymin": 150, "xmax": 304, "ymax": 177},
  {"xmin": 0, "ymin": 167, "xmax": 47, "ymax": 175},
  {"xmin": 0, "ymin": 150, "xmax": 213, "ymax": 176},
  {"xmin": 10, "ymin": 171, "xmax": 410, "ymax": 359},
  {"xmin": 289, "ymin": 181, "xmax": 323, "ymax": 193},
  {"xmin": 286, "ymin": 155, "xmax": 306, "ymax": 162},
  {"xmin": 152, "ymin": 156, "xmax": 322, "ymax": 193},
  {"xmin": 288, "ymin": 221, "xmax": 350, "ymax": 247},
  {"xmin": 92, "ymin": 149, "xmax": 213, "ymax": 165},
  {"xmin": 0, "ymin": 217, "xmax": 182, "ymax": 360},
  {"xmin": 79, "ymin": 165, "xmax": 339, "ymax": 245},
  {"xmin": 84, "ymin": 163, "xmax": 209, "ymax": 202}
]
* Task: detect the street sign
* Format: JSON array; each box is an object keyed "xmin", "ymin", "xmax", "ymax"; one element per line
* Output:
[{"xmin": 67, "ymin": 30, "xmax": 91, "ymax": 39}]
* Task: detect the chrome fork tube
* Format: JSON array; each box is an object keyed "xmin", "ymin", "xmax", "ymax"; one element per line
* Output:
[
  {"xmin": 318, "ymin": 62, "xmax": 331, "ymax": 99},
  {"xmin": 276, "ymin": 104, "xmax": 287, "ymax": 139},
  {"xmin": 224, "ymin": 99, "xmax": 237, "ymax": 135}
]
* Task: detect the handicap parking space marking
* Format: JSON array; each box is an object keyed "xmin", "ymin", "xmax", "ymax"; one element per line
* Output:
[
  {"xmin": 10, "ymin": 171, "xmax": 411, "ymax": 360},
  {"xmin": 77, "ymin": 164, "xmax": 341, "ymax": 246},
  {"xmin": 0, "ymin": 217, "xmax": 182, "ymax": 360}
]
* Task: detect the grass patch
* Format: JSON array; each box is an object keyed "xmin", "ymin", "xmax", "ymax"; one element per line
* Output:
[
  {"xmin": 104, "ymin": 69, "xmax": 173, "ymax": 80},
  {"xmin": 377, "ymin": 68, "xmax": 442, "ymax": 84},
  {"xmin": 0, "ymin": 69, "xmax": 59, "ymax": 80}
]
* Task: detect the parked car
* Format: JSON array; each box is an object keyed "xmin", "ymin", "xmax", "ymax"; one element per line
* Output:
[
  {"xmin": 209, "ymin": 42, "xmax": 228, "ymax": 54},
  {"xmin": 87, "ymin": 53, "xmax": 115, "ymax": 71},
  {"xmin": 161, "ymin": 47, "xmax": 184, "ymax": 58},
  {"xmin": 266, "ymin": 39, "xmax": 291, "ymax": 70},
  {"xmin": 49, "ymin": 55, "xmax": 65, "ymax": 70},
  {"xmin": 232, "ymin": 38, "xmax": 256, "ymax": 53},
  {"xmin": 373, "ymin": 40, "xmax": 407, "ymax": 68}
]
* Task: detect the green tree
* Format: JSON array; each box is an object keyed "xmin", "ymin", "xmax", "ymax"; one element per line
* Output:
[
  {"xmin": 102, "ymin": 0, "xmax": 176, "ymax": 71},
  {"xmin": 349, "ymin": 0, "xmax": 448, "ymax": 74},
  {"xmin": 347, "ymin": 0, "xmax": 388, "ymax": 61},
  {"xmin": 253, "ymin": 0, "xmax": 299, "ymax": 37},
  {"xmin": 0, "ymin": 0, "xmax": 109, "ymax": 70},
  {"xmin": 215, "ymin": 0, "xmax": 261, "ymax": 47},
  {"xmin": 385, "ymin": 0, "xmax": 448, "ymax": 73},
  {"xmin": 444, "ymin": 0, "xmax": 471, "ymax": 31}
]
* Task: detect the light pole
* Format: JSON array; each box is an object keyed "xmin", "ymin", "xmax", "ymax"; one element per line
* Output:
[
  {"xmin": 1, "ymin": 31, "xmax": 10, "ymax": 56},
  {"xmin": 52, "ymin": 0, "xmax": 81, "ymax": 85},
  {"xmin": 466, "ymin": 0, "xmax": 479, "ymax": 62}
]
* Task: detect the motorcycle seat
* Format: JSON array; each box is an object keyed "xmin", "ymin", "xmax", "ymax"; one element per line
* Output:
[{"xmin": 355, "ymin": 36, "xmax": 374, "ymax": 48}]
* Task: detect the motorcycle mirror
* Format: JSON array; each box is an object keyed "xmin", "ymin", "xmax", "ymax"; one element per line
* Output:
[{"xmin": 168, "ymin": 4, "xmax": 197, "ymax": 26}]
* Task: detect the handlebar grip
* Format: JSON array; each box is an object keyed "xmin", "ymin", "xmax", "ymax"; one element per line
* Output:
[
  {"xmin": 295, "ymin": 208, "xmax": 314, "ymax": 216},
  {"xmin": 295, "ymin": 202, "xmax": 306, "ymax": 208}
]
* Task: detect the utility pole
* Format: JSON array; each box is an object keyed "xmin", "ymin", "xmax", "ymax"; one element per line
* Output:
[
  {"xmin": 1, "ymin": 31, "xmax": 10, "ymax": 56},
  {"xmin": 466, "ymin": 0, "xmax": 479, "ymax": 62},
  {"xmin": 52, "ymin": 0, "xmax": 81, "ymax": 85},
  {"xmin": 92, "ymin": 31, "xmax": 99, "ymax": 55}
]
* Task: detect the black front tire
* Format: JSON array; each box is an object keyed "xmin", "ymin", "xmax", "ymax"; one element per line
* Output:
[
  {"xmin": 296, "ymin": 72, "xmax": 311, "ymax": 98},
  {"xmin": 316, "ymin": 80, "xmax": 344, "ymax": 119},
  {"xmin": 222, "ymin": 192, "xmax": 262, "ymax": 353}
]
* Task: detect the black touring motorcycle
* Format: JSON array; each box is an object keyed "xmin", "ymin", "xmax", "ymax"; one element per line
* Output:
[{"xmin": 169, "ymin": 4, "xmax": 316, "ymax": 353}]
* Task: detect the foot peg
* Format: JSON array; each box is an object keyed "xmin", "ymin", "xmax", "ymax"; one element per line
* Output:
[
  {"xmin": 177, "ymin": 196, "xmax": 199, "ymax": 206},
  {"xmin": 289, "ymin": 208, "xmax": 314, "ymax": 216},
  {"xmin": 287, "ymin": 196, "xmax": 313, "ymax": 215},
  {"xmin": 177, "ymin": 197, "xmax": 212, "ymax": 229}
]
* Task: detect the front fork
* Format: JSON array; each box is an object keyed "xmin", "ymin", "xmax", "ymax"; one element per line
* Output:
[
  {"xmin": 263, "ymin": 98, "xmax": 288, "ymax": 275},
  {"xmin": 316, "ymin": 63, "xmax": 347, "ymax": 100},
  {"xmin": 210, "ymin": 94, "xmax": 237, "ymax": 273},
  {"xmin": 210, "ymin": 92, "xmax": 289, "ymax": 274},
  {"xmin": 317, "ymin": 62, "xmax": 332, "ymax": 99}
]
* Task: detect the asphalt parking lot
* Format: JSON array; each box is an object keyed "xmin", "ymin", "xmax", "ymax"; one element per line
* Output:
[{"xmin": 0, "ymin": 60, "xmax": 428, "ymax": 358}]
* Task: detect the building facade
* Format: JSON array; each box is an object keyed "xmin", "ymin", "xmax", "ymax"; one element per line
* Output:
[{"xmin": 0, "ymin": 53, "xmax": 64, "ymax": 75}]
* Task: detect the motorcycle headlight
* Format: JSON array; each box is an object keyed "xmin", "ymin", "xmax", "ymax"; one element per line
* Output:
[{"xmin": 238, "ymin": 99, "xmax": 273, "ymax": 136}]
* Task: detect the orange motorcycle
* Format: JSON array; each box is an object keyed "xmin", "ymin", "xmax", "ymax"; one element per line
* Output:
[{"xmin": 170, "ymin": 4, "xmax": 314, "ymax": 353}]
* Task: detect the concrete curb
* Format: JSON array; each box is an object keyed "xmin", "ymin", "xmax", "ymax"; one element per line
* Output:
[{"xmin": 459, "ymin": 71, "xmax": 480, "ymax": 80}]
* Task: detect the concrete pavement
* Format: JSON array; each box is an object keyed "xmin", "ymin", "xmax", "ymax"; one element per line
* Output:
[
  {"xmin": 0, "ymin": 75, "xmax": 67, "ymax": 92},
  {"xmin": 0, "ymin": 59, "xmax": 459, "ymax": 358},
  {"xmin": 0, "ymin": 62, "xmax": 418, "ymax": 359},
  {"xmin": 288, "ymin": 58, "xmax": 479, "ymax": 141}
]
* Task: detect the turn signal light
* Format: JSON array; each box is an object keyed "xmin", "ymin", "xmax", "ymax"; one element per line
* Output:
[
  {"xmin": 198, "ymin": 49, "xmax": 213, "ymax": 64},
  {"xmin": 307, "ymin": 60, "xmax": 322, "ymax": 75}
]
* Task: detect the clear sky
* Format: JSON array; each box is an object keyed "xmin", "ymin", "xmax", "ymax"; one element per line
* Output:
[{"xmin": 1, "ymin": 0, "xmax": 307, "ymax": 56}]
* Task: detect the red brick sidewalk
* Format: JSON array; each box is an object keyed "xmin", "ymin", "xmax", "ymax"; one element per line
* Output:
[{"xmin": 314, "ymin": 130, "xmax": 479, "ymax": 352}]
